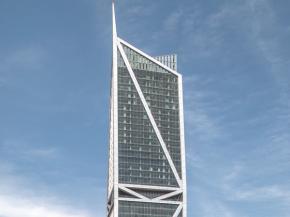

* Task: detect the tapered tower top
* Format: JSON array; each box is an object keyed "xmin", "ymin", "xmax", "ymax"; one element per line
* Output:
[{"xmin": 112, "ymin": 0, "xmax": 117, "ymax": 38}]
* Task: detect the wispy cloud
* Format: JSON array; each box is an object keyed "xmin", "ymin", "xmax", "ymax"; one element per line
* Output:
[
  {"xmin": 200, "ymin": 200, "xmax": 243, "ymax": 217},
  {"xmin": 117, "ymin": 0, "xmax": 155, "ymax": 45},
  {"xmin": 1, "ymin": 139, "xmax": 59, "ymax": 160},
  {"xmin": 0, "ymin": 161, "xmax": 96, "ymax": 217},
  {"xmin": 229, "ymin": 185, "xmax": 290, "ymax": 202},
  {"xmin": 218, "ymin": 162, "xmax": 290, "ymax": 203},
  {"xmin": 0, "ymin": 195, "xmax": 92, "ymax": 217},
  {"xmin": 182, "ymin": 2, "xmax": 290, "ymax": 213},
  {"xmin": 163, "ymin": 10, "xmax": 183, "ymax": 32},
  {"xmin": 182, "ymin": 0, "xmax": 290, "ymax": 157},
  {"xmin": 189, "ymin": 184, "xmax": 246, "ymax": 217},
  {"xmin": 118, "ymin": 0, "xmax": 155, "ymax": 17},
  {"xmin": 184, "ymin": 74, "xmax": 224, "ymax": 143}
]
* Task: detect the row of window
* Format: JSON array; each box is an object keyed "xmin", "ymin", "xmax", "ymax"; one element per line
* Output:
[
  {"xmin": 119, "ymin": 147, "xmax": 181, "ymax": 157},
  {"xmin": 118, "ymin": 84, "xmax": 179, "ymax": 98},
  {"xmin": 119, "ymin": 76, "xmax": 178, "ymax": 89},
  {"xmin": 119, "ymin": 170, "xmax": 174, "ymax": 178},
  {"xmin": 119, "ymin": 201, "xmax": 178, "ymax": 217},
  {"xmin": 119, "ymin": 128, "xmax": 181, "ymax": 139},
  {"xmin": 119, "ymin": 99, "xmax": 179, "ymax": 111},
  {"xmin": 119, "ymin": 176, "xmax": 177, "ymax": 187},
  {"xmin": 119, "ymin": 164, "xmax": 172, "ymax": 172},
  {"xmin": 122, "ymin": 47, "xmax": 174, "ymax": 75},
  {"xmin": 119, "ymin": 73, "xmax": 178, "ymax": 83},
  {"xmin": 118, "ymin": 92, "xmax": 178, "ymax": 105},
  {"xmin": 119, "ymin": 129, "xmax": 181, "ymax": 137},
  {"xmin": 119, "ymin": 106, "xmax": 180, "ymax": 117}
]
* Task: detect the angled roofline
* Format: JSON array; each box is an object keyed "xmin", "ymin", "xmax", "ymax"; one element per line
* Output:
[{"xmin": 118, "ymin": 37, "xmax": 181, "ymax": 77}]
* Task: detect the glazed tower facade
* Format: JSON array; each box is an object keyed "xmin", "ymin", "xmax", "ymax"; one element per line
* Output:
[{"xmin": 107, "ymin": 2, "xmax": 187, "ymax": 217}]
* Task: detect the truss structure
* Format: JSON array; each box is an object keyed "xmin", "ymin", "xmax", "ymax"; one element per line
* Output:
[{"xmin": 107, "ymin": 2, "xmax": 187, "ymax": 217}]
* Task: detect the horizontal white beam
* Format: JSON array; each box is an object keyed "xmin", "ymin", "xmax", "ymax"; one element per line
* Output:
[
  {"xmin": 154, "ymin": 190, "xmax": 183, "ymax": 201},
  {"xmin": 119, "ymin": 184, "xmax": 181, "ymax": 192},
  {"xmin": 119, "ymin": 197, "xmax": 182, "ymax": 205},
  {"xmin": 119, "ymin": 186, "xmax": 149, "ymax": 200}
]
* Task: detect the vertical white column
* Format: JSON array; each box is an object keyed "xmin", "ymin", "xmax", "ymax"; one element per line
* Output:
[
  {"xmin": 112, "ymin": 1, "xmax": 119, "ymax": 216},
  {"xmin": 178, "ymin": 74, "xmax": 187, "ymax": 217}
]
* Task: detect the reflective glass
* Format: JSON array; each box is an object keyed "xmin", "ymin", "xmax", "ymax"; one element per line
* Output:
[{"xmin": 117, "ymin": 50, "xmax": 178, "ymax": 187}]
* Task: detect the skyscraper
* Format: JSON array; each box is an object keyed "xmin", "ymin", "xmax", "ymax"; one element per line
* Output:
[{"xmin": 107, "ymin": 2, "xmax": 187, "ymax": 217}]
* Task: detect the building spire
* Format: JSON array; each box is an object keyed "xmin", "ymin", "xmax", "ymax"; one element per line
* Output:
[{"xmin": 112, "ymin": 0, "xmax": 117, "ymax": 38}]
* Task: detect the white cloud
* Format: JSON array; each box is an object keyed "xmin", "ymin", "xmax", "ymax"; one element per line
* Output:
[
  {"xmin": 200, "ymin": 200, "xmax": 244, "ymax": 217},
  {"xmin": 0, "ymin": 163, "xmax": 95, "ymax": 217},
  {"xmin": 1, "ymin": 139, "xmax": 59, "ymax": 160},
  {"xmin": 163, "ymin": 10, "xmax": 183, "ymax": 32},
  {"xmin": 230, "ymin": 185, "xmax": 290, "ymax": 202},
  {"xmin": 223, "ymin": 164, "xmax": 243, "ymax": 182},
  {"xmin": 119, "ymin": 0, "xmax": 154, "ymax": 17},
  {"xmin": 190, "ymin": 186, "xmax": 246, "ymax": 217},
  {"xmin": 221, "ymin": 164, "xmax": 290, "ymax": 204},
  {"xmin": 184, "ymin": 74, "xmax": 225, "ymax": 144},
  {"xmin": 0, "ymin": 195, "xmax": 91, "ymax": 217}
]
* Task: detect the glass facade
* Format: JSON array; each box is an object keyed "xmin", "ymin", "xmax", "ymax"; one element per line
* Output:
[
  {"xmin": 119, "ymin": 201, "xmax": 178, "ymax": 217},
  {"xmin": 117, "ymin": 50, "xmax": 178, "ymax": 187},
  {"xmin": 115, "ymin": 44, "xmax": 184, "ymax": 216},
  {"xmin": 155, "ymin": 54, "xmax": 177, "ymax": 71},
  {"xmin": 122, "ymin": 45, "xmax": 182, "ymax": 178}
]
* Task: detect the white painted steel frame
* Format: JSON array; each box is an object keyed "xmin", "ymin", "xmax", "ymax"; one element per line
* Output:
[
  {"xmin": 108, "ymin": 1, "xmax": 187, "ymax": 216},
  {"xmin": 118, "ymin": 37, "xmax": 187, "ymax": 217},
  {"xmin": 112, "ymin": 2, "xmax": 119, "ymax": 216},
  {"xmin": 118, "ymin": 41, "xmax": 182, "ymax": 187},
  {"xmin": 119, "ymin": 198, "xmax": 182, "ymax": 205},
  {"xmin": 116, "ymin": 39, "xmax": 186, "ymax": 216},
  {"xmin": 154, "ymin": 190, "xmax": 183, "ymax": 201},
  {"xmin": 117, "ymin": 40, "xmax": 182, "ymax": 187},
  {"xmin": 107, "ymin": 54, "xmax": 114, "ymax": 199},
  {"xmin": 119, "ymin": 184, "xmax": 180, "ymax": 192},
  {"xmin": 178, "ymin": 73, "xmax": 187, "ymax": 217},
  {"xmin": 119, "ymin": 184, "xmax": 182, "ymax": 202},
  {"xmin": 173, "ymin": 204, "xmax": 183, "ymax": 217},
  {"xmin": 119, "ymin": 186, "xmax": 148, "ymax": 200},
  {"xmin": 118, "ymin": 38, "xmax": 181, "ymax": 77}
]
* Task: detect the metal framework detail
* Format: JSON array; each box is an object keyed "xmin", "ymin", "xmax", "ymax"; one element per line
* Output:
[{"xmin": 117, "ymin": 39, "xmax": 182, "ymax": 187}]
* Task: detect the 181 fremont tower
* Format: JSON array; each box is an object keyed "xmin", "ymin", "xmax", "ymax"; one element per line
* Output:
[{"xmin": 107, "ymin": 2, "xmax": 187, "ymax": 217}]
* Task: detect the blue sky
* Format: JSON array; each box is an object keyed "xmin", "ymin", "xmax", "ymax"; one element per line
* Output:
[{"xmin": 0, "ymin": 0, "xmax": 289, "ymax": 216}]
